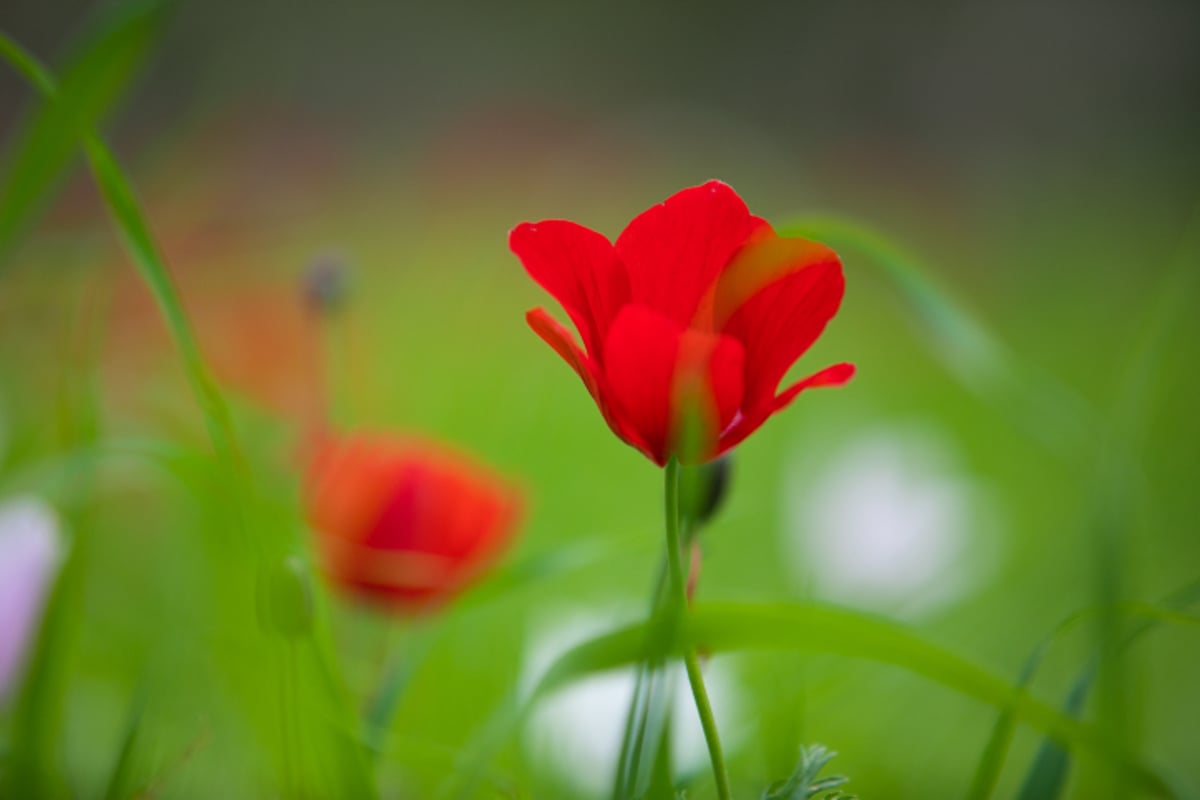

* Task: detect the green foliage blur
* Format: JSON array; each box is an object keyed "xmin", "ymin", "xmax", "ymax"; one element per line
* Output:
[{"xmin": 1, "ymin": 1, "xmax": 1198, "ymax": 798}]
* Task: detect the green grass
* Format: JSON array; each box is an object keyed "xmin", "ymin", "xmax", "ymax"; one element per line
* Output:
[{"xmin": 2, "ymin": 11, "xmax": 1199, "ymax": 799}]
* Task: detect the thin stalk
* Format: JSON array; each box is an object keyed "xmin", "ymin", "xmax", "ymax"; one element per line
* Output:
[
  {"xmin": 664, "ymin": 457, "xmax": 730, "ymax": 800},
  {"xmin": 613, "ymin": 554, "xmax": 667, "ymax": 797},
  {"xmin": 0, "ymin": 31, "xmax": 243, "ymax": 473}
]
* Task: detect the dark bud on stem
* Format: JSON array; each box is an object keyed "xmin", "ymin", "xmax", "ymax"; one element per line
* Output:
[
  {"xmin": 256, "ymin": 555, "xmax": 314, "ymax": 638},
  {"xmin": 303, "ymin": 254, "xmax": 349, "ymax": 315},
  {"xmin": 683, "ymin": 456, "xmax": 731, "ymax": 533}
]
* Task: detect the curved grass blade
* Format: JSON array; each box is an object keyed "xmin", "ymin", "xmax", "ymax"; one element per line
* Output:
[
  {"xmin": 535, "ymin": 602, "xmax": 1176, "ymax": 798},
  {"xmin": 965, "ymin": 592, "xmax": 1200, "ymax": 800},
  {"xmin": 1010, "ymin": 207, "xmax": 1200, "ymax": 800},
  {"xmin": 101, "ymin": 690, "xmax": 146, "ymax": 800},
  {"xmin": 448, "ymin": 601, "xmax": 1177, "ymax": 799},
  {"xmin": 0, "ymin": 32, "xmax": 378, "ymax": 797},
  {"xmin": 0, "ymin": 28, "xmax": 241, "ymax": 471},
  {"xmin": 0, "ymin": 0, "xmax": 170, "ymax": 266},
  {"xmin": 778, "ymin": 216, "xmax": 1095, "ymax": 459},
  {"xmin": 1013, "ymin": 582, "xmax": 1200, "ymax": 800}
]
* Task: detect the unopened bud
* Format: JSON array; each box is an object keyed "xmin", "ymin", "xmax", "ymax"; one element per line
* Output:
[
  {"xmin": 303, "ymin": 254, "xmax": 349, "ymax": 315},
  {"xmin": 682, "ymin": 456, "xmax": 732, "ymax": 532}
]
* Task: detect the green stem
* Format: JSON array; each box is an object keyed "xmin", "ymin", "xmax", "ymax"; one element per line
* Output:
[
  {"xmin": 664, "ymin": 457, "xmax": 730, "ymax": 800},
  {"xmin": 0, "ymin": 31, "xmax": 242, "ymax": 472},
  {"xmin": 613, "ymin": 553, "xmax": 667, "ymax": 797}
]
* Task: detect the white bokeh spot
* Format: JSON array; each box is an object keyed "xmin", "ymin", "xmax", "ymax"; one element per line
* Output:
[
  {"xmin": 521, "ymin": 606, "xmax": 743, "ymax": 797},
  {"xmin": 783, "ymin": 424, "xmax": 1001, "ymax": 618}
]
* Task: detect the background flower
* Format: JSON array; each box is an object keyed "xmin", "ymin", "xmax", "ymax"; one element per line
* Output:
[
  {"xmin": 0, "ymin": 496, "xmax": 64, "ymax": 699},
  {"xmin": 304, "ymin": 432, "xmax": 523, "ymax": 611}
]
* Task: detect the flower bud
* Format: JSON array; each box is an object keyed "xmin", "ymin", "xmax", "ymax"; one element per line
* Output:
[
  {"xmin": 682, "ymin": 456, "xmax": 732, "ymax": 533},
  {"xmin": 303, "ymin": 254, "xmax": 349, "ymax": 316}
]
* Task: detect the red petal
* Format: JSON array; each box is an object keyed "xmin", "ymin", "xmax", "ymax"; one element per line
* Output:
[
  {"xmin": 717, "ymin": 362, "xmax": 855, "ymax": 455},
  {"xmin": 602, "ymin": 307, "xmax": 679, "ymax": 463},
  {"xmin": 510, "ymin": 221, "xmax": 630, "ymax": 359},
  {"xmin": 615, "ymin": 181, "xmax": 767, "ymax": 326},
  {"xmin": 674, "ymin": 327, "xmax": 745, "ymax": 462},
  {"xmin": 603, "ymin": 306, "xmax": 745, "ymax": 465},
  {"xmin": 716, "ymin": 236, "xmax": 845, "ymax": 410},
  {"xmin": 305, "ymin": 434, "xmax": 523, "ymax": 611},
  {"xmin": 526, "ymin": 308, "xmax": 654, "ymax": 459}
]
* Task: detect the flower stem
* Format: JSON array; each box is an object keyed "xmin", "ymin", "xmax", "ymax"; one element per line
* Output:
[{"xmin": 664, "ymin": 457, "xmax": 731, "ymax": 800}]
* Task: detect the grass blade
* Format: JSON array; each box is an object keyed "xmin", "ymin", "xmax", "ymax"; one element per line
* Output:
[
  {"xmin": 535, "ymin": 602, "xmax": 1176, "ymax": 798},
  {"xmin": 0, "ymin": 0, "xmax": 169, "ymax": 265},
  {"xmin": 0, "ymin": 27, "xmax": 241, "ymax": 472},
  {"xmin": 451, "ymin": 601, "xmax": 1179, "ymax": 799},
  {"xmin": 1009, "ymin": 206, "xmax": 1200, "ymax": 800},
  {"xmin": 778, "ymin": 216, "xmax": 1096, "ymax": 459}
]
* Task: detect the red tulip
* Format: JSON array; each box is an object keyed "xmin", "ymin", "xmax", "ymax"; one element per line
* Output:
[
  {"xmin": 510, "ymin": 180, "xmax": 854, "ymax": 466},
  {"xmin": 304, "ymin": 432, "xmax": 523, "ymax": 611}
]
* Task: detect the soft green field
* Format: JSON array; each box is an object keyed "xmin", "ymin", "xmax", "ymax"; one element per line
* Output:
[{"xmin": 1, "ymin": 4, "xmax": 1199, "ymax": 799}]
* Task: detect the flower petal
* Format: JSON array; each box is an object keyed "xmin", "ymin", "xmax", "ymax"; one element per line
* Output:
[
  {"xmin": 306, "ymin": 434, "xmax": 523, "ymax": 610},
  {"xmin": 510, "ymin": 221, "xmax": 630, "ymax": 359},
  {"xmin": 526, "ymin": 308, "xmax": 653, "ymax": 458},
  {"xmin": 717, "ymin": 362, "xmax": 856, "ymax": 455},
  {"xmin": 603, "ymin": 306, "xmax": 745, "ymax": 465},
  {"xmin": 0, "ymin": 497, "xmax": 62, "ymax": 697},
  {"xmin": 675, "ymin": 327, "xmax": 745, "ymax": 463},
  {"xmin": 615, "ymin": 181, "xmax": 768, "ymax": 326},
  {"xmin": 716, "ymin": 236, "xmax": 845, "ymax": 410}
]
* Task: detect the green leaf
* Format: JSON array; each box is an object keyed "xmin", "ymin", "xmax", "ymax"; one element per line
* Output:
[
  {"xmin": 0, "ymin": 0, "xmax": 170, "ymax": 266},
  {"xmin": 0, "ymin": 25, "xmax": 241, "ymax": 479},
  {"xmin": 763, "ymin": 744, "xmax": 850, "ymax": 800},
  {"xmin": 101, "ymin": 691, "xmax": 146, "ymax": 800},
  {"xmin": 1009, "ymin": 582, "xmax": 1200, "ymax": 800},
  {"xmin": 534, "ymin": 602, "xmax": 1175, "ymax": 798}
]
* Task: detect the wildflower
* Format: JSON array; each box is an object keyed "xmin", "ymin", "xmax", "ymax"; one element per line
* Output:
[
  {"xmin": 304, "ymin": 432, "xmax": 522, "ymax": 611},
  {"xmin": 0, "ymin": 496, "xmax": 63, "ymax": 698},
  {"xmin": 511, "ymin": 180, "xmax": 852, "ymax": 465}
]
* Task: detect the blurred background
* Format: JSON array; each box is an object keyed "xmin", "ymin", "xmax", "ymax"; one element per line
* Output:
[{"xmin": 1, "ymin": 0, "xmax": 1198, "ymax": 797}]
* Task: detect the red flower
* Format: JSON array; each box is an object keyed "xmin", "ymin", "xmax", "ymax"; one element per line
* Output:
[
  {"xmin": 304, "ymin": 432, "xmax": 523, "ymax": 611},
  {"xmin": 510, "ymin": 180, "xmax": 853, "ymax": 465}
]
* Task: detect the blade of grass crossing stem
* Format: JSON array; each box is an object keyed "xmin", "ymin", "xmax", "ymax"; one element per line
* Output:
[
  {"xmin": 0, "ymin": 0, "xmax": 169, "ymax": 266},
  {"xmin": 449, "ymin": 602, "xmax": 1177, "ymax": 799},
  {"xmin": 535, "ymin": 603, "xmax": 1177, "ymax": 797}
]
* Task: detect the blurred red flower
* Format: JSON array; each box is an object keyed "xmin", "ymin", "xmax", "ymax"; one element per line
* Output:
[
  {"xmin": 511, "ymin": 180, "xmax": 853, "ymax": 466},
  {"xmin": 304, "ymin": 433, "xmax": 523, "ymax": 611}
]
